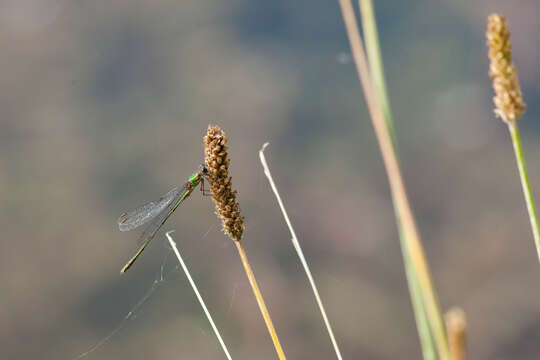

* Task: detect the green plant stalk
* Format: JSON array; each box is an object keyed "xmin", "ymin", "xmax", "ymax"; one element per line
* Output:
[
  {"xmin": 359, "ymin": 1, "xmax": 444, "ymax": 358},
  {"xmin": 336, "ymin": 2, "xmax": 453, "ymax": 356},
  {"xmin": 508, "ymin": 122, "xmax": 540, "ymax": 261},
  {"xmin": 401, "ymin": 223, "xmax": 437, "ymax": 360},
  {"xmin": 359, "ymin": 0, "xmax": 397, "ymax": 149}
]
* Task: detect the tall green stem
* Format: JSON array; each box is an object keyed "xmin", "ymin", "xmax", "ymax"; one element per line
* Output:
[
  {"xmin": 359, "ymin": 1, "xmax": 438, "ymax": 358},
  {"xmin": 508, "ymin": 123, "xmax": 540, "ymax": 261},
  {"xmin": 359, "ymin": 0, "xmax": 397, "ymax": 149}
]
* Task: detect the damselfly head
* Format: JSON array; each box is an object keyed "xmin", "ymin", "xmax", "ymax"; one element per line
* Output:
[{"xmin": 199, "ymin": 164, "xmax": 209, "ymax": 177}]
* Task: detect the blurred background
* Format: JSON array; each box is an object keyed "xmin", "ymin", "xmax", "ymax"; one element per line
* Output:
[{"xmin": 1, "ymin": 0, "xmax": 540, "ymax": 359}]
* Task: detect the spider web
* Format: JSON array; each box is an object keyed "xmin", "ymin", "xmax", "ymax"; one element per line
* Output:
[{"xmin": 71, "ymin": 225, "xmax": 219, "ymax": 360}]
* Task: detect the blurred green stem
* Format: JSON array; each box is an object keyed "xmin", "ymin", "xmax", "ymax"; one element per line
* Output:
[
  {"xmin": 336, "ymin": 1, "xmax": 451, "ymax": 356},
  {"xmin": 359, "ymin": 0, "xmax": 397, "ymax": 149},
  {"xmin": 399, "ymin": 219, "xmax": 437, "ymax": 360},
  {"xmin": 359, "ymin": 1, "xmax": 441, "ymax": 358},
  {"xmin": 508, "ymin": 122, "xmax": 540, "ymax": 261}
]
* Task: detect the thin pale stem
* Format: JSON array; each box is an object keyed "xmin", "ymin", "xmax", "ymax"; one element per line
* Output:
[
  {"xmin": 508, "ymin": 123, "xmax": 540, "ymax": 261},
  {"xmin": 259, "ymin": 143, "xmax": 343, "ymax": 360},
  {"xmin": 359, "ymin": 1, "xmax": 436, "ymax": 358},
  {"xmin": 234, "ymin": 240, "xmax": 287, "ymax": 360},
  {"xmin": 166, "ymin": 231, "xmax": 233, "ymax": 360},
  {"xmin": 337, "ymin": 0, "xmax": 450, "ymax": 358}
]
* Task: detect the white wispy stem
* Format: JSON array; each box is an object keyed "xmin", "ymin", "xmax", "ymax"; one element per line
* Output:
[
  {"xmin": 166, "ymin": 231, "xmax": 233, "ymax": 360},
  {"xmin": 258, "ymin": 143, "xmax": 343, "ymax": 360}
]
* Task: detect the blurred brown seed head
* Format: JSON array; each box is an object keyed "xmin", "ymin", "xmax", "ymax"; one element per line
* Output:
[
  {"xmin": 204, "ymin": 125, "xmax": 245, "ymax": 241},
  {"xmin": 486, "ymin": 14, "xmax": 526, "ymax": 124},
  {"xmin": 445, "ymin": 307, "xmax": 467, "ymax": 360}
]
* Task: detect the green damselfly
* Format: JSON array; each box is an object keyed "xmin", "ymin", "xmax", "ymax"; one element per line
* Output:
[{"xmin": 117, "ymin": 165, "xmax": 209, "ymax": 273}]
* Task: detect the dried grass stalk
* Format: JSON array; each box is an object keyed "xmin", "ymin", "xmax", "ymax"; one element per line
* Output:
[{"xmin": 203, "ymin": 125, "xmax": 286, "ymax": 360}]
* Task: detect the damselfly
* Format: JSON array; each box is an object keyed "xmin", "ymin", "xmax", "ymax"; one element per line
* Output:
[{"xmin": 117, "ymin": 165, "xmax": 209, "ymax": 273}]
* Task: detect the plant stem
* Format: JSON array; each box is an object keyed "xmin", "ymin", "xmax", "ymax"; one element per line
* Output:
[
  {"xmin": 259, "ymin": 143, "xmax": 343, "ymax": 360},
  {"xmin": 234, "ymin": 240, "xmax": 287, "ymax": 360},
  {"xmin": 359, "ymin": 1, "xmax": 436, "ymax": 358},
  {"xmin": 337, "ymin": 0, "xmax": 450, "ymax": 358},
  {"xmin": 359, "ymin": 0, "xmax": 397, "ymax": 149},
  {"xmin": 400, "ymin": 220, "xmax": 437, "ymax": 360},
  {"xmin": 508, "ymin": 123, "xmax": 540, "ymax": 261},
  {"xmin": 166, "ymin": 231, "xmax": 233, "ymax": 360}
]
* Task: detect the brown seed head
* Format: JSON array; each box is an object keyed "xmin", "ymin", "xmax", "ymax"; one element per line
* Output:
[
  {"xmin": 445, "ymin": 307, "xmax": 467, "ymax": 360},
  {"xmin": 486, "ymin": 14, "xmax": 526, "ymax": 124},
  {"xmin": 203, "ymin": 125, "xmax": 245, "ymax": 241}
]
